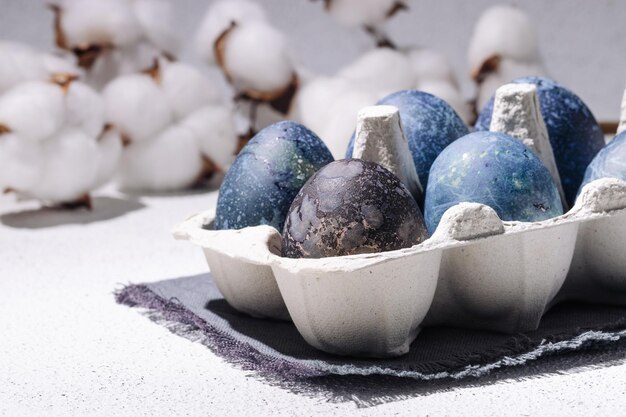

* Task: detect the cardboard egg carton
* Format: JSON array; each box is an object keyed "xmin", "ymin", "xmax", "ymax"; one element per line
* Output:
[
  {"xmin": 173, "ymin": 86, "xmax": 626, "ymax": 358},
  {"xmin": 173, "ymin": 177, "xmax": 626, "ymax": 358}
]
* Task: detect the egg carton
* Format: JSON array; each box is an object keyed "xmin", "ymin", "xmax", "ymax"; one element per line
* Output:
[{"xmin": 173, "ymin": 177, "xmax": 626, "ymax": 358}]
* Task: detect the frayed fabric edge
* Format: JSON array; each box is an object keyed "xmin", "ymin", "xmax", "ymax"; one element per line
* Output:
[{"xmin": 115, "ymin": 283, "xmax": 626, "ymax": 382}]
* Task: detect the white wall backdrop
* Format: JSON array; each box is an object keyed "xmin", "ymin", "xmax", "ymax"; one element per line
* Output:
[{"xmin": 2, "ymin": 0, "xmax": 624, "ymax": 121}]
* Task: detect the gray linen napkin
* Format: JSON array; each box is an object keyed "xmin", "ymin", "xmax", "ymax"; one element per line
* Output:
[{"xmin": 115, "ymin": 273, "xmax": 626, "ymax": 395}]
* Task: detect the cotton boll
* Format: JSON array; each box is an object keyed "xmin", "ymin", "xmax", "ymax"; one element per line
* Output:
[
  {"xmin": 64, "ymin": 81, "xmax": 105, "ymax": 138},
  {"xmin": 0, "ymin": 133, "xmax": 43, "ymax": 190},
  {"xmin": 93, "ymin": 128, "xmax": 122, "ymax": 188},
  {"xmin": 337, "ymin": 48, "xmax": 414, "ymax": 97},
  {"xmin": 83, "ymin": 43, "xmax": 160, "ymax": 90},
  {"xmin": 182, "ymin": 105, "xmax": 237, "ymax": 169},
  {"xmin": 28, "ymin": 128, "xmax": 100, "ymax": 202},
  {"xmin": 42, "ymin": 52, "xmax": 81, "ymax": 77},
  {"xmin": 0, "ymin": 42, "xmax": 49, "ymax": 93},
  {"xmin": 195, "ymin": 0, "xmax": 267, "ymax": 64},
  {"xmin": 0, "ymin": 81, "xmax": 65, "ymax": 142},
  {"xmin": 59, "ymin": 0, "xmax": 143, "ymax": 48},
  {"xmin": 132, "ymin": 0, "xmax": 179, "ymax": 56},
  {"xmin": 292, "ymin": 77, "xmax": 351, "ymax": 146},
  {"xmin": 325, "ymin": 0, "xmax": 403, "ymax": 28},
  {"xmin": 160, "ymin": 62, "xmax": 223, "ymax": 121},
  {"xmin": 468, "ymin": 5, "xmax": 541, "ymax": 75},
  {"xmin": 102, "ymin": 73, "xmax": 172, "ymax": 143},
  {"xmin": 321, "ymin": 87, "xmax": 378, "ymax": 158},
  {"xmin": 408, "ymin": 48, "xmax": 457, "ymax": 87},
  {"xmin": 222, "ymin": 21, "xmax": 294, "ymax": 95},
  {"xmin": 418, "ymin": 80, "xmax": 472, "ymax": 124},
  {"xmin": 117, "ymin": 125, "xmax": 202, "ymax": 191}
]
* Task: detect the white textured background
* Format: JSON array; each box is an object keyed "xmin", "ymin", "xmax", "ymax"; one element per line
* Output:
[{"xmin": 1, "ymin": 0, "xmax": 625, "ymax": 121}]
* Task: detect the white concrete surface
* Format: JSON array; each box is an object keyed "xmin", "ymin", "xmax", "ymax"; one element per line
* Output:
[{"xmin": 2, "ymin": 186, "xmax": 626, "ymax": 416}]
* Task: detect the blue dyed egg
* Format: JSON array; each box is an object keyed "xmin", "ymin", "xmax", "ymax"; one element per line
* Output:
[
  {"xmin": 345, "ymin": 90, "xmax": 469, "ymax": 186},
  {"xmin": 424, "ymin": 131, "xmax": 563, "ymax": 234},
  {"xmin": 214, "ymin": 121, "xmax": 334, "ymax": 231},
  {"xmin": 475, "ymin": 76, "xmax": 604, "ymax": 206},
  {"xmin": 578, "ymin": 131, "xmax": 626, "ymax": 194}
]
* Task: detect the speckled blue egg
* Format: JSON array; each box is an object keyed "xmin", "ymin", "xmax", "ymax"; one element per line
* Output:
[
  {"xmin": 424, "ymin": 131, "xmax": 564, "ymax": 234},
  {"xmin": 345, "ymin": 90, "xmax": 469, "ymax": 186},
  {"xmin": 475, "ymin": 76, "xmax": 604, "ymax": 206},
  {"xmin": 214, "ymin": 121, "xmax": 334, "ymax": 231},
  {"xmin": 578, "ymin": 131, "xmax": 626, "ymax": 194},
  {"xmin": 282, "ymin": 159, "xmax": 428, "ymax": 258}
]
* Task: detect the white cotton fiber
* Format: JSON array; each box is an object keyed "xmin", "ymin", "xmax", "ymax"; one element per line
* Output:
[
  {"xmin": 117, "ymin": 124, "xmax": 202, "ymax": 191},
  {"xmin": 0, "ymin": 133, "xmax": 43, "ymax": 190},
  {"xmin": 468, "ymin": 5, "xmax": 540, "ymax": 74},
  {"xmin": 60, "ymin": 0, "xmax": 142, "ymax": 48},
  {"xmin": 337, "ymin": 48, "xmax": 414, "ymax": 97},
  {"xmin": 160, "ymin": 62, "xmax": 223, "ymax": 121},
  {"xmin": 322, "ymin": 87, "xmax": 377, "ymax": 158},
  {"xmin": 28, "ymin": 128, "xmax": 100, "ymax": 202},
  {"xmin": 195, "ymin": 0, "xmax": 267, "ymax": 64},
  {"xmin": 132, "ymin": 0, "xmax": 179, "ymax": 56},
  {"xmin": 0, "ymin": 42, "xmax": 49, "ymax": 94},
  {"xmin": 102, "ymin": 73, "xmax": 172, "ymax": 143},
  {"xmin": 0, "ymin": 81, "xmax": 65, "ymax": 142},
  {"xmin": 93, "ymin": 128, "xmax": 122, "ymax": 188},
  {"xmin": 64, "ymin": 81, "xmax": 105, "ymax": 138},
  {"xmin": 408, "ymin": 48, "xmax": 457, "ymax": 86},
  {"xmin": 182, "ymin": 105, "xmax": 237, "ymax": 169},
  {"xmin": 222, "ymin": 21, "xmax": 293, "ymax": 94},
  {"xmin": 325, "ymin": 0, "xmax": 400, "ymax": 28},
  {"xmin": 292, "ymin": 77, "xmax": 351, "ymax": 139}
]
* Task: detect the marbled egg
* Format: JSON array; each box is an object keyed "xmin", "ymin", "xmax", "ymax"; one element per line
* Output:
[
  {"xmin": 214, "ymin": 121, "xmax": 333, "ymax": 231},
  {"xmin": 578, "ymin": 131, "xmax": 626, "ymax": 194},
  {"xmin": 281, "ymin": 159, "xmax": 428, "ymax": 259},
  {"xmin": 345, "ymin": 90, "xmax": 469, "ymax": 186},
  {"xmin": 424, "ymin": 131, "xmax": 563, "ymax": 234},
  {"xmin": 475, "ymin": 76, "xmax": 604, "ymax": 206}
]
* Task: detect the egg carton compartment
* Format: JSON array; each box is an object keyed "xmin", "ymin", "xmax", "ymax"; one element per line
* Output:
[{"xmin": 173, "ymin": 178, "xmax": 626, "ymax": 358}]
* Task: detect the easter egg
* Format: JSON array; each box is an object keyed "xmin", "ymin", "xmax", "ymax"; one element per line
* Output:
[
  {"xmin": 475, "ymin": 76, "xmax": 604, "ymax": 206},
  {"xmin": 214, "ymin": 121, "xmax": 333, "ymax": 231},
  {"xmin": 281, "ymin": 159, "xmax": 428, "ymax": 258},
  {"xmin": 424, "ymin": 131, "xmax": 563, "ymax": 234},
  {"xmin": 578, "ymin": 131, "xmax": 626, "ymax": 194},
  {"xmin": 345, "ymin": 90, "xmax": 469, "ymax": 186}
]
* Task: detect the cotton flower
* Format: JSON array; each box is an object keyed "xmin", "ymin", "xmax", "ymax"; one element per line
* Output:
[
  {"xmin": 0, "ymin": 78, "xmax": 121, "ymax": 207},
  {"xmin": 0, "ymin": 41, "xmax": 80, "ymax": 94},
  {"xmin": 51, "ymin": 0, "xmax": 179, "ymax": 89},
  {"xmin": 408, "ymin": 48, "xmax": 472, "ymax": 123},
  {"xmin": 102, "ymin": 59, "xmax": 237, "ymax": 191},
  {"xmin": 320, "ymin": 0, "xmax": 407, "ymax": 29},
  {"xmin": 316, "ymin": 0, "xmax": 407, "ymax": 47},
  {"xmin": 468, "ymin": 5, "xmax": 547, "ymax": 112},
  {"xmin": 195, "ymin": 0, "xmax": 298, "ymax": 140}
]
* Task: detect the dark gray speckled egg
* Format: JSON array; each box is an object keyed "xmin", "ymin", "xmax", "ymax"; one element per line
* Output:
[{"xmin": 281, "ymin": 159, "xmax": 429, "ymax": 259}]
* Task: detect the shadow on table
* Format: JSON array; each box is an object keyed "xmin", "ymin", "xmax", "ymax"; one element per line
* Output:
[
  {"xmin": 206, "ymin": 297, "xmax": 626, "ymax": 408},
  {"xmin": 1, "ymin": 196, "xmax": 145, "ymax": 229},
  {"xmin": 120, "ymin": 173, "xmax": 224, "ymax": 199}
]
